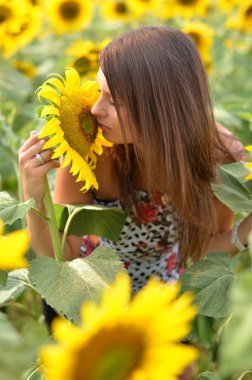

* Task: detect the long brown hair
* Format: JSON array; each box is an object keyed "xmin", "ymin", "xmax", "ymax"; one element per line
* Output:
[{"xmin": 100, "ymin": 26, "xmax": 230, "ymax": 262}]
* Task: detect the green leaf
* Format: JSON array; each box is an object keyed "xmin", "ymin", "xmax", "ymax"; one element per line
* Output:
[
  {"xmin": 29, "ymin": 246, "xmax": 126, "ymax": 324},
  {"xmin": 211, "ymin": 163, "xmax": 252, "ymax": 213},
  {"xmin": 219, "ymin": 272, "xmax": 252, "ymax": 376},
  {"xmin": 0, "ymin": 58, "xmax": 32, "ymax": 102},
  {"xmin": 0, "ymin": 312, "xmax": 48, "ymax": 380},
  {"xmin": 0, "ymin": 271, "xmax": 8, "ymax": 287},
  {"xmin": 180, "ymin": 252, "xmax": 236, "ymax": 318},
  {"xmin": 198, "ymin": 372, "xmax": 221, "ymax": 380},
  {"xmin": 54, "ymin": 203, "xmax": 126, "ymax": 241},
  {"xmin": 0, "ymin": 269, "xmax": 30, "ymax": 304},
  {"xmin": 0, "ymin": 192, "xmax": 35, "ymax": 225}
]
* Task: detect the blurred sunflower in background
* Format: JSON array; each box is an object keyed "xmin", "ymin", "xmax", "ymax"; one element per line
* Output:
[
  {"xmin": 66, "ymin": 38, "xmax": 110, "ymax": 79},
  {"xmin": 218, "ymin": 0, "xmax": 240, "ymax": 13},
  {"xmin": 237, "ymin": 0, "xmax": 252, "ymax": 31},
  {"xmin": 40, "ymin": 273, "xmax": 198, "ymax": 380},
  {"xmin": 46, "ymin": 0, "xmax": 94, "ymax": 34},
  {"xmin": 162, "ymin": 0, "xmax": 210, "ymax": 19},
  {"xmin": 11, "ymin": 59, "xmax": 38, "ymax": 78},
  {"xmin": 127, "ymin": 0, "xmax": 162, "ymax": 18},
  {"xmin": 37, "ymin": 67, "xmax": 111, "ymax": 192},
  {"xmin": 100, "ymin": 0, "xmax": 135, "ymax": 23},
  {"xmin": 182, "ymin": 21, "xmax": 214, "ymax": 72},
  {"xmin": 0, "ymin": 219, "xmax": 29, "ymax": 270},
  {"xmin": 0, "ymin": 0, "xmax": 41, "ymax": 57}
]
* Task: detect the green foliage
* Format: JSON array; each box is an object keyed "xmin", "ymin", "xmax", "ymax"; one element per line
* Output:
[
  {"xmin": 181, "ymin": 252, "xmax": 236, "ymax": 318},
  {"xmin": 29, "ymin": 246, "xmax": 126, "ymax": 324},
  {"xmin": 212, "ymin": 162, "xmax": 252, "ymax": 213},
  {"xmin": 0, "ymin": 269, "xmax": 30, "ymax": 304},
  {"xmin": 0, "ymin": 271, "xmax": 8, "ymax": 287},
  {"xmin": 0, "ymin": 192, "xmax": 35, "ymax": 225},
  {"xmin": 198, "ymin": 372, "xmax": 221, "ymax": 380},
  {"xmin": 55, "ymin": 203, "xmax": 126, "ymax": 241},
  {"xmin": 219, "ymin": 272, "xmax": 252, "ymax": 377}
]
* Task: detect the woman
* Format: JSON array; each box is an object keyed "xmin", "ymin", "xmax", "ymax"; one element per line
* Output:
[{"xmin": 19, "ymin": 26, "xmax": 251, "ymax": 291}]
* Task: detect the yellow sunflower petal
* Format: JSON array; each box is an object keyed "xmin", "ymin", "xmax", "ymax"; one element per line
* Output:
[
  {"xmin": 45, "ymin": 77, "xmax": 66, "ymax": 94},
  {"xmin": 38, "ymin": 118, "xmax": 61, "ymax": 138},
  {"xmin": 38, "ymin": 87, "xmax": 61, "ymax": 106},
  {"xmin": 245, "ymin": 145, "xmax": 252, "ymax": 151},
  {"xmin": 42, "ymin": 131, "xmax": 64, "ymax": 149},
  {"xmin": 0, "ymin": 229, "xmax": 29, "ymax": 269},
  {"xmin": 41, "ymin": 105, "xmax": 60, "ymax": 118},
  {"xmin": 65, "ymin": 67, "xmax": 80, "ymax": 93}
]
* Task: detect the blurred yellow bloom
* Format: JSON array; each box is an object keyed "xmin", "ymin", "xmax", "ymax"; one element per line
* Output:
[
  {"xmin": 37, "ymin": 67, "xmax": 111, "ymax": 192},
  {"xmin": 100, "ymin": 0, "xmax": 135, "ymax": 23},
  {"xmin": 0, "ymin": 0, "xmax": 41, "ymax": 57},
  {"xmin": 46, "ymin": 0, "xmax": 94, "ymax": 34},
  {"xmin": 40, "ymin": 273, "xmax": 198, "ymax": 380},
  {"xmin": 245, "ymin": 146, "xmax": 252, "ymax": 180},
  {"xmin": 218, "ymin": 0, "xmax": 240, "ymax": 12},
  {"xmin": 66, "ymin": 38, "xmax": 110, "ymax": 78},
  {"xmin": 127, "ymin": 0, "xmax": 162, "ymax": 17},
  {"xmin": 162, "ymin": 0, "xmax": 210, "ymax": 19},
  {"xmin": 237, "ymin": 0, "xmax": 252, "ymax": 31},
  {"xmin": 0, "ymin": 219, "xmax": 29, "ymax": 270},
  {"xmin": 11, "ymin": 59, "xmax": 37, "ymax": 78},
  {"xmin": 182, "ymin": 21, "xmax": 214, "ymax": 71}
]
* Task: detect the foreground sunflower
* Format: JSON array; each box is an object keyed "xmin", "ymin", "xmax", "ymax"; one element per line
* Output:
[
  {"xmin": 36, "ymin": 67, "xmax": 111, "ymax": 192},
  {"xmin": 0, "ymin": 219, "xmax": 29, "ymax": 270},
  {"xmin": 40, "ymin": 273, "xmax": 198, "ymax": 380}
]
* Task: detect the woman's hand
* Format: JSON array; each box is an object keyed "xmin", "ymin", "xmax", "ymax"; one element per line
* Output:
[{"xmin": 19, "ymin": 131, "xmax": 60, "ymax": 204}]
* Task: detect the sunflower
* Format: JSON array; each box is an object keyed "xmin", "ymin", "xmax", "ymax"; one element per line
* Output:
[
  {"xmin": 66, "ymin": 39, "xmax": 110, "ymax": 78},
  {"xmin": 237, "ymin": 0, "xmax": 252, "ymax": 31},
  {"xmin": 182, "ymin": 21, "xmax": 214, "ymax": 69},
  {"xmin": 46, "ymin": 0, "xmax": 93, "ymax": 34},
  {"xmin": 218, "ymin": 0, "xmax": 240, "ymax": 13},
  {"xmin": 162, "ymin": 0, "xmax": 210, "ymax": 19},
  {"xmin": 127, "ymin": 0, "xmax": 162, "ymax": 17},
  {"xmin": 36, "ymin": 67, "xmax": 111, "ymax": 192},
  {"xmin": 40, "ymin": 273, "xmax": 198, "ymax": 380},
  {"xmin": 245, "ymin": 146, "xmax": 252, "ymax": 180},
  {"xmin": 100, "ymin": 0, "xmax": 135, "ymax": 23},
  {"xmin": 0, "ymin": 219, "xmax": 29, "ymax": 270},
  {"xmin": 11, "ymin": 59, "xmax": 37, "ymax": 78},
  {"xmin": 1, "ymin": 4, "xmax": 42, "ymax": 57}
]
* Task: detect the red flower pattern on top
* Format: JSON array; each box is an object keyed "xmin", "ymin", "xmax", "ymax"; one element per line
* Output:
[{"xmin": 134, "ymin": 202, "xmax": 160, "ymax": 223}]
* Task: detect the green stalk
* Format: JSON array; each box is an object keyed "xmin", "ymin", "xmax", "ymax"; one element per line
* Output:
[{"xmin": 44, "ymin": 177, "xmax": 64, "ymax": 262}]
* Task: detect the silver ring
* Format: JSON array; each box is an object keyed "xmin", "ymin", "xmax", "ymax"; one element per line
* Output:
[{"xmin": 35, "ymin": 153, "xmax": 45, "ymax": 165}]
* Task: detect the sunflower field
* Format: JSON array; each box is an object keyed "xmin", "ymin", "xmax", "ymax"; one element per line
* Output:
[{"xmin": 1, "ymin": 0, "xmax": 252, "ymax": 379}]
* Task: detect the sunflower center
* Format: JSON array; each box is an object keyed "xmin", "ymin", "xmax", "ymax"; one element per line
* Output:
[
  {"xmin": 72, "ymin": 326, "xmax": 145, "ymax": 380},
  {"xmin": 0, "ymin": 6, "xmax": 12, "ymax": 23},
  {"xmin": 245, "ymin": 5, "xmax": 252, "ymax": 19},
  {"xmin": 59, "ymin": 95, "xmax": 98, "ymax": 157},
  {"xmin": 59, "ymin": 1, "xmax": 81, "ymax": 21},
  {"xmin": 188, "ymin": 32, "xmax": 201, "ymax": 47},
  {"xmin": 115, "ymin": 2, "xmax": 128, "ymax": 14},
  {"xmin": 178, "ymin": 0, "xmax": 197, "ymax": 5},
  {"xmin": 73, "ymin": 56, "xmax": 92, "ymax": 75}
]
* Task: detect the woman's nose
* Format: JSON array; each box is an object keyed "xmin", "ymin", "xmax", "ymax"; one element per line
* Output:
[{"xmin": 91, "ymin": 99, "xmax": 106, "ymax": 117}]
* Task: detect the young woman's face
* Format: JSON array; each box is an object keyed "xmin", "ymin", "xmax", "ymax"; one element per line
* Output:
[{"xmin": 91, "ymin": 68, "xmax": 134, "ymax": 144}]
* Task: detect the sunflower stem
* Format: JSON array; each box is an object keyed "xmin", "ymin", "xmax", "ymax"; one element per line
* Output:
[
  {"xmin": 44, "ymin": 177, "xmax": 64, "ymax": 262},
  {"xmin": 61, "ymin": 207, "xmax": 82, "ymax": 252}
]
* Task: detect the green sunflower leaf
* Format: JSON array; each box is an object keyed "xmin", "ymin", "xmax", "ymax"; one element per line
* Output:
[
  {"xmin": 0, "ymin": 192, "xmax": 35, "ymax": 225},
  {"xmin": 0, "ymin": 269, "xmax": 30, "ymax": 304},
  {"xmin": 219, "ymin": 272, "xmax": 252, "ymax": 377},
  {"xmin": 54, "ymin": 203, "xmax": 126, "ymax": 242},
  {"xmin": 0, "ymin": 271, "xmax": 8, "ymax": 287},
  {"xmin": 29, "ymin": 246, "xmax": 126, "ymax": 324},
  {"xmin": 197, "ymin": 372, "xmax": 221, "ymax": 380},
  {"xmin": 180, "ymin": 252, "xmax": 236, "ymax": 318},
  {"xmin": 211, "ymin": 162, "xmax": 252, "ymax": 213}
]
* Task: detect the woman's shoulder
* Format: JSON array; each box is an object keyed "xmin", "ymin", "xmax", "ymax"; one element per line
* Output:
[{"xmin": 215, "ymin": 122, "xmax": 248, "ymax": 164}]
